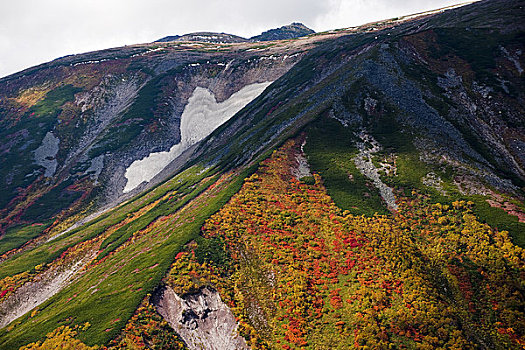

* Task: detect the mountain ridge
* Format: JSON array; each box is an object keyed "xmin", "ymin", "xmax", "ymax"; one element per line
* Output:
[{"xmin": 155, "ymin": 22, "xmax": 315, "ymax": 43}]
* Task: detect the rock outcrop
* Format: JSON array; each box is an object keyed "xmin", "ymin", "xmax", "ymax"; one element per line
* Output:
[
  {"xmin": 154, "ymin": 286, "xmax": 249, "ymax": 350},
  {"xmin": 251, "ymin": 22, "xmax": 315, "ymax": 42}
]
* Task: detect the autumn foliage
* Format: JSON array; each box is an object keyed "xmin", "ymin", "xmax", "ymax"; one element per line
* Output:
[
  {"xmin": 104, "ymin": 298, "xmax": 185, "ymax": 350},
  {"xmin": 200, "ymin": 138, "xmax": 525, "ymax": 349},
  {"xmin": 19, "ymin": 324, "xmax": 97, "ymax": 350}
]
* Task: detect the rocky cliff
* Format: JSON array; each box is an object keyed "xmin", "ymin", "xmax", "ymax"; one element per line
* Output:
[{"xmin": 155, "ymin": 286, "xmax": 249, "ymax": 350}]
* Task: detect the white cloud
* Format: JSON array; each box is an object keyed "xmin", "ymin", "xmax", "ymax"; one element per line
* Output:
[
  {"xmin": 0, "ymin": 0, "xmax": 468, "ymax": 78},
  {"xmin": 313, "ymin": 0, "xmax": 470, "ymax": 31}
]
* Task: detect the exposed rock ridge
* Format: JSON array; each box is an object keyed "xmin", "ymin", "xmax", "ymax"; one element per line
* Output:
[
  {"xmin": 354, "ymin": 131, "xmax": 398, "ymax": 211},
  {"xmin": 251, "ymin": 22, "xmax": 315, "ymax": 41}
]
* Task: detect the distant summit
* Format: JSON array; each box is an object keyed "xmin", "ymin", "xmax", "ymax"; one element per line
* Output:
[
  {"xmin": 155, "ymin": 22, "xmax": 315, "ymax": 43},
  {"xmin": 250, "ymin": 22, "xmax": 315, "ymax": 41},
  {"xmin": 155, "ymin": 32, "xmax": 247, "ymax": 44}
]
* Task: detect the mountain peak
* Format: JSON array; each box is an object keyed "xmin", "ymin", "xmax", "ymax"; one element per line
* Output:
[
  {"xmin": 155, "ymin": 22, "xmax": 315, "ymax": 43},
  {"xmin": 250, "ymin": 22, "xmax": 315, "ymax": 41}
]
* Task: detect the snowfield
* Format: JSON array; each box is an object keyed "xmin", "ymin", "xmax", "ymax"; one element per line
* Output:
[{"xmin": 123, "ymin": 81, "xmax": 272, "ymax": 193}]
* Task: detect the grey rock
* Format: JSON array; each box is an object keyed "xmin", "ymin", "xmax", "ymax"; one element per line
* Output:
[{"xmin": 155, "ymin": 286, "xmax": 249, "ymax": 350}]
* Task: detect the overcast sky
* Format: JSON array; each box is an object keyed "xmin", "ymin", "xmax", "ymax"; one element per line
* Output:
[{"xmin": 0, "ymin": 0, "xmax": 469, "ymax": 78}]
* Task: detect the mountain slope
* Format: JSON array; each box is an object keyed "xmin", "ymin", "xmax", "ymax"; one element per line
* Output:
[
  {"xmin": 0, "ymin": 0, "xmax": 524, "ymax": 349},
  {"xmin": 0, "ymin": 35, "xmax": 305, "ymax": 246}
]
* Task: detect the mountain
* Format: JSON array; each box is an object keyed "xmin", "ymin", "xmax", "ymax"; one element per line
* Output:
[
  {"xmin": 250, "ymin": 22, "xmax": 315, "ymax": 41},
  {"xmin": 1, "ymin": 1, "xmax": 525, "ymax": 349},
  {"xmin": 156, "ymin": 32, "xmax": 248, "ymax": 43},
  {"xmin": 156, "ymin": 22, "xmax": 315, "ymax": 44}
]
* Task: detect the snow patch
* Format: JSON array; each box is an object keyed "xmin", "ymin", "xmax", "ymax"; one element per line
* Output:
[
  {"xmin": 34, "ymin": 131, "xmax": 59, "ymax": 177},
  {"xmin": 72, "ymin": 58, "xmax": 110, "ymax": 66},
  {"xmin": 123, "ymin": 81, "xmax": 272, "ymax": 192}
]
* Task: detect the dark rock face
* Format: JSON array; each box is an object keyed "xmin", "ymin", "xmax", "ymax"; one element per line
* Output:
[{"xmin": 251, "ymin": 22, "xmax": 315, "ymax": 41}]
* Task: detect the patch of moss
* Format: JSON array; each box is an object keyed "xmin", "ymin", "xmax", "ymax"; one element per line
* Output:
[
  {"xmin": 469, "ymin": 196, "xmax": 525, "ymax": 248},
  {"xmin": 29, "ymin": 84, "xmax": 82, "ymax": 120},
  {"xmin": 299, "ymin": 176, "xmax": 315, "ymax": 185}
]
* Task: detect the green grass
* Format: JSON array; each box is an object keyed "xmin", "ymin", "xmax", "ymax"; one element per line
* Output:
[
  {"xmin": 2, "ymin": 17, "xmax": 525, "ymax": 348},
  {"xmin": 200, "ymin": 40, "xmax": 376, "ymax": 173},
  {"xmin": 20, "ymin": 180, "xmax": 84, "ymax": 222},
  {"xmin": 469, "ymin": 196, "xmax": 525, "ymax": 248},
  {"xmin": 323, "ymin": 75, "xmax": 525, "ymax": 247},
  {"xmin": 299, "ymin": 176, "xmax": 316, "ymax": 185},
  {"xmin": 0, "ymin": 167, "xmax": 207, "ymax": 280},
  {"xmin": 304, "ymin": 115, "xmax": 389, "ymax": 216},
  {"xmin": 0, "ymin": 221, "xmax": 52, "ymax": 255},
  {"xmin": 388, "ymin": 152, "xmax": 525, "ymax": 247},
  {"xmin": 373, "ymin": 117, "xmax": 525, "ymax": 247},
  {"xmin": 96, "ymin": 174, "xmax": 219, "ymax": 260},
  {"xmin": 30, "ymin": 84, "xmax": 82, "ymax": 119},
  {"xmin": 0, "ymin": 84, "xmax": 82, "ymax": 209}
]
